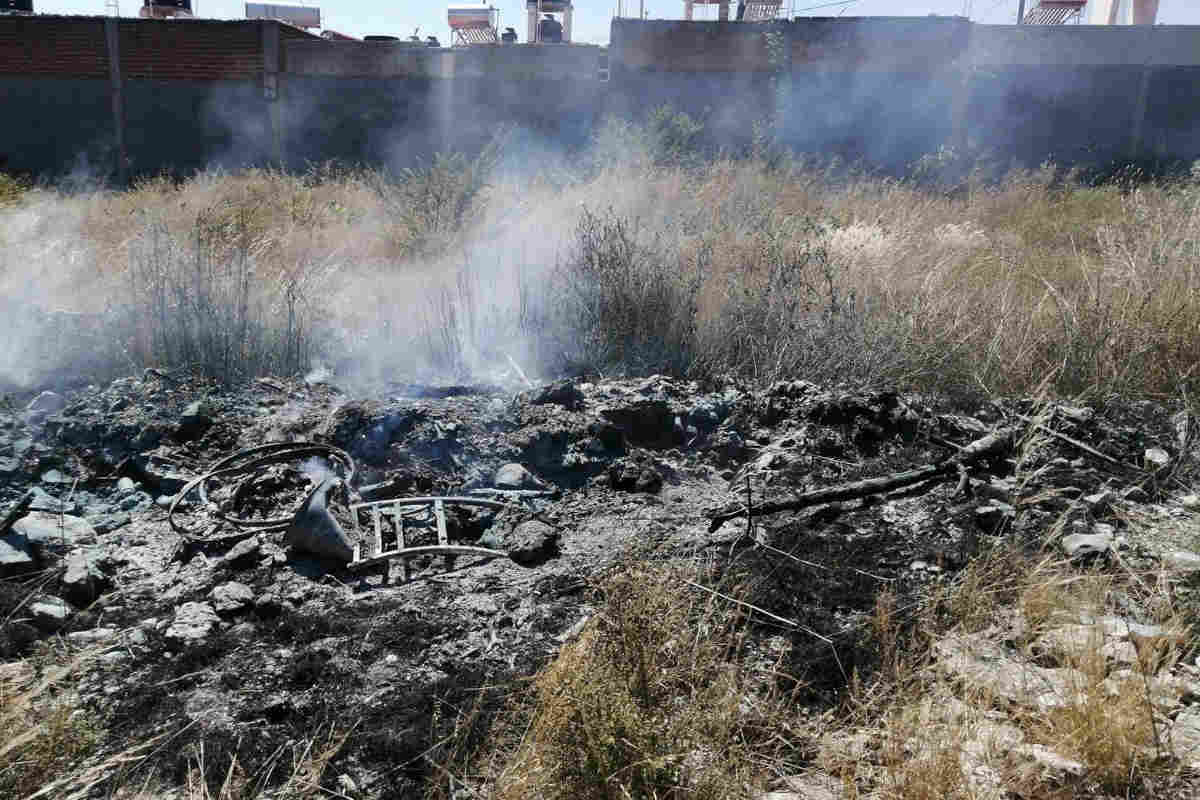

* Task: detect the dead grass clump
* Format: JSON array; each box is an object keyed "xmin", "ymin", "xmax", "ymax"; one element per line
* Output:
[
  {"xmin": 0, "ymin": 172, "xmax": 27, "ymax": 207},
  {"xmin": 483, "ymin": 564, "xmax": 805, "ymax": 800},
  {"xmin": 0, "ymin": 693, "xmax": 100, "ymax": 799}
]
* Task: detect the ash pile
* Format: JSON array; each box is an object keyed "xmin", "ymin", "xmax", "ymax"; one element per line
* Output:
[{"xmin": 2, "ymin": 371, "xmax": 1199, "ymax": 797}]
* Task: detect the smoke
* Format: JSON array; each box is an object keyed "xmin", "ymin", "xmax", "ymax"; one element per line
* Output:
[{"xmin": 5, "ymin": 17, "xmax": 1181, "ymax": 397}]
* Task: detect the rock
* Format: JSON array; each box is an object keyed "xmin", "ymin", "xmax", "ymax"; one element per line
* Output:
[
  {"xmin": 1181, "ymin": 493, "xmax": 1200, "ymax": 510},
  {"xmin": 1163, "ymin": 550, "xmax": 1200, "ymax": 573},
  {"xmin": 28, "ymin": 595, "xmax": 72, "ymax": 631},
  {"xmin": 1172, "ymin": 707, "xmax": 1200, "ymax": 768},
  {"xmin": 209, "ymin": 581, "xmax": 255, "ymax": 615},
  {"xmin": 1144, "ymin": 447, "xmax": 1170, "ymax": 470},
  {"xmin": 11, "ymin": 512, "xmax": 96, "ymax": 553},
  {"xmin": 1061, "ymin": 531, "xmax": 1112, "ymax": 559},
  {"xmin": 116, "ymin": 476, "xmax": 136, "ymax": 493},
  {"xmin": 935, "ymin": 632, "xmax": 1086, "ymax": 710},
  {"xmin": 494, "ymin": 463, "xmax": 543, "ymax": 490},
  {"xmin": 61, "ymin": 548, "xmax": 112, "ymax": 605},
  {"xmin": 1057, "ymin": 406, "xmax": 1094, "ymax": 425},
  {"xmin": 27, "ymin": 486, "xmax": 77, "ymax": 514},
  {"xmin": 117, "ymin": 492, "xmax": 151, "ymax": 512},
  {"xmin": 40, "ymin": 468, "xmax": 69, "ymax": 484},
  {"xmin": 220, "ymin": 536, "xmax": 262, "ymax": 569},
  {"xmin": 1122, "ymin": 486, "xmax": 1149, "ymax": 503},
  {"xmin": 118, "ymin": 456, "xmax": 189, "ymax": 495},
  {"xmin": 26, "ymin": 391, "xmax": 66, "ymax": 416},
  {"xmin": 974, "ymin": 502, "xmax": 1015, "ymax": 534},
  {"xmin": 284, "ymin": 477, "xmax": 354, "ymax": 562},
  {"xmin": 0, "ymin": 534, "xmax": 36, "ymax": 576},
  {"xmin": 532, "ymin": 380, "xmax": 584, "ymax": 410},
  {"xmin": 175, "ymin": 400, "xmax": 214, "ymax": 442},
  {"xmin": 766, "ymin": 774, "xmax": 842, "ymax": 800},
  {"xmin": 1015, "ymin": 743, "xmax": 1085, "ymax": 778},
  {"xmin": 1082, "ymin": 490, "xmax": 1114, "ymax": 511},
  {"xmin": 609, "ymin": 460, "xmax": 664, "ymax": 494},
  {"xmin": 86, "ymin": 512, "xmax": 130, "ymax": 535},
  {"xmin": 67, "ymin": 627, "xmax": 116, "ymax": 645},
  {"xmin": 164, "ymin": 602, "xmax": 220, "ymax": 646},
  {"xmin": 507, "ymin": 519, "xmax": 559, "ymax": 566},
  {"xmin": 1030, "ymin": 625, "xmax": 1103, "ymax": 665}
]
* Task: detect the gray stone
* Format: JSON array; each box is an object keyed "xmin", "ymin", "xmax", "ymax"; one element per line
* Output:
[
  {"xmin": 767, "ymin": 774, "xmax": 842, "ymax": 800},
  {"xmin": 28, "ymin": 595, "xmax": 72, "ymax": 631},
  {"xmin": 27, "ymin": 487, "xmax": 76, "ymax": 514},
  {"xmin": 284, "ymin": 478, "xmax": 353, "ymax": 562},
  {"xmin": 0, "ymin": 456, "xmax": 20, "ymax": 477},
  {"xmin": 40, "ymin": 469, "xmax": 69, "ymax": 484},
  {"xmin": 1061, "ymin": 531, "xmax": 1112, "ymax": 558},
  {"xmin": 1163, "ymin": 550, "xmax": 1200, "ymax": 573},
  {"xmin": 209, "ymin": 581, "xmax": 254, "ymax": 615},
  {"xmin": 116, "ymin": 476, "xmax": 136, "ymax": 494},
  {"xmin": 220, "ymin": 536, "xmax": 262, "ymax": 569},
  {"xmin": 67, "ymin": 627, "xmax": 116, "ymax": 644},
  {"xmin": 176, "ymin": 400, "xmax": 214, "ymax": 442},
  {"xmin": 1122, "ymin": 486, "xmax": 1149, "ymax": 503},
  {"xmin": 1172, "ymin": 707, "xmax": 1200, "ymax": 768},
  {"xmin": 1145, "ymin": 447, "xmax": 1171, "ymax": 470},
  {"xmin": 1015, "ymin": 743, "xmax": 1085, "ymax": 778},
  {"xmin": 508, "ymin": 519, "xmax": 559, "ymax": 566},
  {"xmin": 935, "ymin": 632, "xmax": 1086, "ymax": 710},
  {"xmin": 1030, "ymin": 625, "xmax": 1103, "ymax": 664},
  {"xmin": 165, "ymin": 602, "xmax": 220, "ymax": 646},
  {"xmin": 494, "ymin": 463, "xmax": 542, "ymax": 490},
  {"xmin": 0, "ymin": 533, "xmax": 36, "ymax": 575},
  {"xmin": 1057, "ymin": 406, "xmax": 1094, "ymax": 425},
  {"xmin": 86, "ymin": 513, "xmax": 130, "ymax": 535},
  {"xmin": 974, "ymin": 502, "xmax": 1016, "ymax": 534},
  {"xmin": 117, "ymin": 492, "xmax": 150, "ymax": 512},
  {"xmin": 1181, "ymin": 493, "xmax": 1200, "ymax": 510},
  {"xmin": 11, "ymin": 512, "xmax": 95, "ymax": 552},
  {"xmin": 1082, "ymin": 490, "xmax": 1114, "ymax": 511},
  {"xmin": 26, "ymin": 391, "xmax": 65, "ymax": 415},
  {"xmin": 61, "ymin": 548, "xmax": 111, "ymax": 605}
]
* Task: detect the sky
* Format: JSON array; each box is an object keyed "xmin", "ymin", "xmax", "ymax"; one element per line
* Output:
[{"xmin": 31, "ymin": 0, "xmax": 1200, "ymax": 44}]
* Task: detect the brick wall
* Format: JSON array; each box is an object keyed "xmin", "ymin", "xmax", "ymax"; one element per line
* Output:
[
  {"xmin": 0, "ymin": 17, "xmax": 108, "ymax": 78},
  {"xmin": 118, "ymin": 20, "xmax": 262, "ymax": 81},
  {"xmin": 0, "ymin": 16, "xmax": 319, "ymax": 81}
]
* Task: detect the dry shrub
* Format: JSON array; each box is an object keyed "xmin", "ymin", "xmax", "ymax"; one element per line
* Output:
[
  {"xmin": 484, "ymin": 564, "xmax": 805, "ymax": 800},
  {"xmin": 9, "ymin": 117, "xmax": 1200, "ymax": 394}
]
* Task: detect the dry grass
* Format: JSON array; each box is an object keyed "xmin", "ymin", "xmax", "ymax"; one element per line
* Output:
[
  {"xmin": 457, "ymin": 563, "xmax": 807, "ymax": 800},
  {"xmin": 4, "ymin": 118, "xmax": 1200, "ymax": 394}
]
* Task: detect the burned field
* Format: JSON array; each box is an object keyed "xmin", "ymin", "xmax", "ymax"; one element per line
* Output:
[{"xmin": 3, "ymin": 372, "xmax": 1200, "ymax": 799}]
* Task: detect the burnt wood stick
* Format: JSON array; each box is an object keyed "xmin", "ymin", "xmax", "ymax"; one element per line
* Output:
[{"xmin": 707, "ymin": 427, "xmax": 1017, "ymax": 532}]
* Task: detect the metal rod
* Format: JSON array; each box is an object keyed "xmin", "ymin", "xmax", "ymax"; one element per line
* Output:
[
  {"xmin": 394, "ymin": 500, "xmax": 407, "ymax": 581},
  {"xmin": 1017, "ymin": 0, "xmax": 1025, "ymax": 23},
  {"xmin": 372, "ymin": 505, "xmax": 382, "ymax": 558},
  {"xmin": 435, "ymin": 498, "xmax": 450, "ymax": 569},
  {"xmin": 348, "ymin": 545, "xmax": 509, "ymax": 571},
  {"xmin": 351, "ymin": 496, "xmax": 515, "ymax": 512}
]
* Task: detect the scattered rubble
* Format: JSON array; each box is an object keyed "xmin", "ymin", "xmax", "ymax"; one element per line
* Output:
[{"xmin": 1, "ymin": 371, "xmax": 1198, "ymax": 797}]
